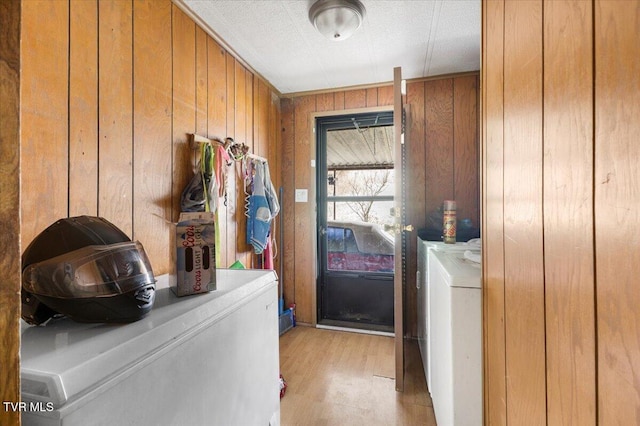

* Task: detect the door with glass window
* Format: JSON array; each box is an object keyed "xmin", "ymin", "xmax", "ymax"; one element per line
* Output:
[{"xmin": 316, "ymin": 111, "xmax": 395, "ymax": 333}]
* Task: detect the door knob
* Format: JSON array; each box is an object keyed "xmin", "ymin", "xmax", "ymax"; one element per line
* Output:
[{"xmin": 384, "ymin": 223, "xmax": 414, "ymax": 234}]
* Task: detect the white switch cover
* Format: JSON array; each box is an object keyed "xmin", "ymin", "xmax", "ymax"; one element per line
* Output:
[{"xmin": 295, "ymin": 189, "xmax": 308, "ymax": 203}]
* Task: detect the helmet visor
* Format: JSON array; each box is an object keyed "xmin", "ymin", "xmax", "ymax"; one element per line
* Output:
[{"xmin": 23, "ymin": 241, "xmax": 155, "ymax": 298}]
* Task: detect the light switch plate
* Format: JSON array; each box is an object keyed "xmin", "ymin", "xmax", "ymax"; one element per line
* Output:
[{"xmin": 295, "ymin": 189, "xmax": 308, "ymax": 203}]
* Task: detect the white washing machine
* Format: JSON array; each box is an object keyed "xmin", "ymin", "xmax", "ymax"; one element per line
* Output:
[
  {"xmin": 416, "ymin": 239, "xmax": 479, "ymax": 394},
  {"xmin": 428, "ymin": 249, "xmax": 482, "ymax": 426}
]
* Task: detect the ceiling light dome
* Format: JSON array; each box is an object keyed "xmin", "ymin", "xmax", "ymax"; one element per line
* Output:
[{"xmin": 309, "ymin": 0, "xmax": 366, "ymax": 41}]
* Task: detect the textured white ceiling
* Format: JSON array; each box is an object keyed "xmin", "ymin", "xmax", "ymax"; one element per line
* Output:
[{"xmin": 177, "ymin": 0, "xmax": 480, "ymax": 94}]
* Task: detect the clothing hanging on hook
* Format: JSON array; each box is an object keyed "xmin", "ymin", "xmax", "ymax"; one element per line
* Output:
[
  {"xmin": 192, "ymin": 134, "xmax": 277, "ymax": 258},
  {"xmin": 180, "ymin": 142, "xmax": 216, "ymax": 213},
  {"xmin": 245, "ymin": 158, "xmax": 279, "ymax": 255},
  {"xmin": 242, "ymin": 156, "xmax": 254, "ymax": 219},
  {"xmin": 215, "ymin": 144, "xmax": 231, "ymax": 199}
]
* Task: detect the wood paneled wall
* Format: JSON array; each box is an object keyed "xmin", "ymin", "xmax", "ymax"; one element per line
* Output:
[
  {"xmin": 0, "ymin": 1, "xmax": 21, "ymax": 424},
  {"xmin": 406, "ymin": 75, "xmax": 479, "ymax": 337},
  {"xmin": 20, "ymin": 0, "xmax": 281, "ymax": 276},
  {"xmin": 281, "ymin": 74, "xmax": 479, "ymax": 333},
  {"xmin": 482, "ymin": 0, "xmax": 640, "ymax": 424}
]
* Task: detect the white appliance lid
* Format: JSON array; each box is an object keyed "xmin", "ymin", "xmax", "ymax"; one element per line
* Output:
[
  {"xmin": 430, "ymin": 250, "xmax": 481, "ymax": 288},
  {"xmin": 419, "ymin": 239, "xmax": 481, "ymax": 253},
  {"xmin": 20, "ymin": 269, "xmax": 277, "ymax": 408}
]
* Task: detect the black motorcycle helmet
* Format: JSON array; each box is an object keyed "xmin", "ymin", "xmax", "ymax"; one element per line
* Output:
[{"xmin": 21, "ymin": 216, "xmax": 156, "ymax": 325}]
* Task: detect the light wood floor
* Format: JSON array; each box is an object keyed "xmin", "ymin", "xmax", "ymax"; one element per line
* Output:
[{"xmin": 279, "ymin": 326, "xmax": 436, "ymax": 426}]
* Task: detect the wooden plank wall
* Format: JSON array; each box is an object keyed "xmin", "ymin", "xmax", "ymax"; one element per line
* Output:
[
  {"xmin": 482, "ymin": 0, "xmax": 506, "ymax": 424},
  {"xmin": 0, "ymin": 1, "xmax": 21, "ymax": 424},
  {"xmin": 406, "ymin": 75, "xmax": 479, "ymax": 337},
  {"xmin": 482, "ymin": 0, "xmax": 640, "ymax": 424},
  {"xmin": 594, "ymin": 1, "xmax": 640, "ymax": 423},
  {"xmin": 20, "ymin": 0, "xmax": 282, "ymax": 278},
  {"xmin": 281, "ymin": 75, "xmax": 479, "ymax": 333}
]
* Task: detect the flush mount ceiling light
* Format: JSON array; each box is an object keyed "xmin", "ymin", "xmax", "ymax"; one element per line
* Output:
[{"xmin": 309, "ymin": 0, "xmax": 366, "ymax": 41}]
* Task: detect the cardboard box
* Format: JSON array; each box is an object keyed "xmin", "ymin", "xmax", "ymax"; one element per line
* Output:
[{"xmin": 171, "ymin": 212, "xmax": 216, "ymax": 296}]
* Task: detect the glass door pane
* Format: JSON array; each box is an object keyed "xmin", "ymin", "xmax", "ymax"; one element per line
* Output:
[{"xmin": 316, "ymin": 111, "xmax": 395, "ymax": 331}]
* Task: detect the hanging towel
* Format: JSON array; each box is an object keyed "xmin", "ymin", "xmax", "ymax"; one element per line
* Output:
[
  {"xmin": 246, "ymin": 161, "xmax": 279, "ymax": 254},
  {"xmin": 262, "ymin": 162, "xmax": 280, "ymax": 217},
  {"xmin": 212, "ymin": 145, "xmax": 231, "ymax": 267}
]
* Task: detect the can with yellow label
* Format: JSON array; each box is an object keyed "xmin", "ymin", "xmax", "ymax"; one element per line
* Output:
[{"xmin": 443, "ymin": 200, "xmax": 456, "ymax": 244}]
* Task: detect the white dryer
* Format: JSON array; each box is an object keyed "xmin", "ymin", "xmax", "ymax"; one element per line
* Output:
[
  {"xmin": 428, "ymin": 249, "xmax": 482, "ymax": 426},
  {"xmin": 416, "ymin": 239, "xmax": 479, "ymax": 394}
]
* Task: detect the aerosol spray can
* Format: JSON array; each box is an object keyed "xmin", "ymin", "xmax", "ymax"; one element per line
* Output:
[{"xmin": 443, "ymin": 200, "xmax": 456, "ymax": 244}]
